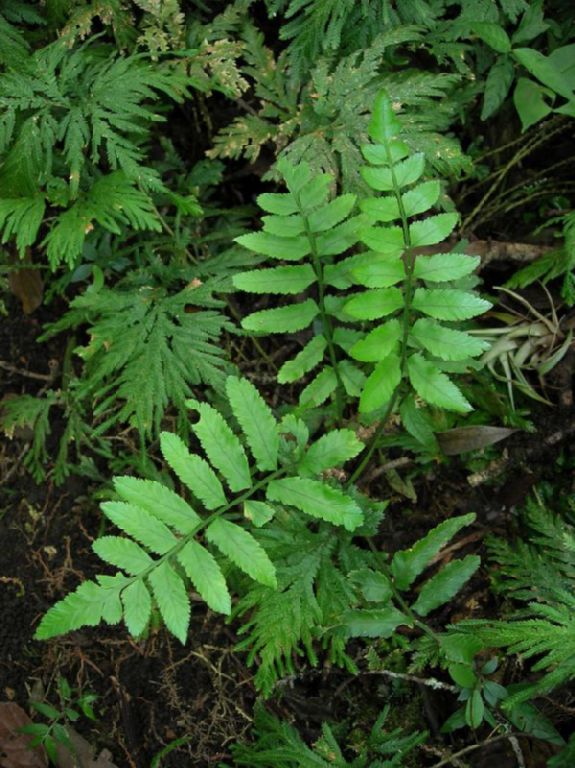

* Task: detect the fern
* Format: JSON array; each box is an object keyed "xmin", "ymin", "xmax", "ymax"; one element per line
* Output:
[
  {"xmin": 344, "ymin": 91, "xmax": 491, "ymax": 418},
  {"xmin": 234, "ymin": 504, "xmax": 373, "ymax": 695},
  {"xmin": 234, "ymin": 91, "xmax": 490, "ymax": 430},
  {"xmin": 41, "ymin": 279, "xmax": 232, "ymax": 440},
  {"xmin": 455, "ymin": 493, "xmax": 575, "ymax": 708},
  {"xmin": 230, "ymin": 700, "xmax": 426, "ymax": 767},
  {"xmin": 0, "ymin": 35, "xmax": 189, "ymax": 263},
  {"xmin": 35, "ymin": 376, "xmax": 365, "ymax": 644},
  {"xmin": 210, "ymin": 30, "xmax": 472, "ymax": 191},
  {"xmin": 233, "ymin": 157, "xmax": 363, "ymax": 419}
]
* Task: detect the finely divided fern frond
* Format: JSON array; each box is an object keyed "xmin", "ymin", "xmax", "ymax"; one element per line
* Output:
[
  {"xmin": 456, "ymin": 494, "xmax": 575, "ymax": 708},
  {"xmin": 35, "ymin": 377, "xmax": 365, "ymax": 645},
  {"xmin": 43, "ymin": 281, "xmax": 232, "ymax": 439}
]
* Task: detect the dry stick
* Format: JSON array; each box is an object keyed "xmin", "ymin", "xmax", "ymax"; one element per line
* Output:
[
  {"xmin": 363, "ymin": 669, "xmax": 458, "ymax": 694},
  {"xmin": 0, "ymin": 360, "xmax": 54, "ymax": 381},
  {"xmin": 427, "ymin": 733, "xmax": 533, "ymax": 768}
]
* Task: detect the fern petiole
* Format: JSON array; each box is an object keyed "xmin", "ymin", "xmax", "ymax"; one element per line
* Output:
[
  {"xmin": 298, "ymin": 196, "xmax": 345, "ymax": 424},
  {"xmin": 116, "ymin": 466, "xmax": 287, "ymax": 597},
  {"xmin": 348, "ymin": 136, "xmax": 417, "ymax": 486}
]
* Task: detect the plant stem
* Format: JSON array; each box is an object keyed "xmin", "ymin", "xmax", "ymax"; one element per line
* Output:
[
  {"xmin": 348, "ymin": 135, "xmax": 417, "ymax": 485},
  {"xmin": 298, "ymin": 197, "xmax": 346, "ymax": 424}
]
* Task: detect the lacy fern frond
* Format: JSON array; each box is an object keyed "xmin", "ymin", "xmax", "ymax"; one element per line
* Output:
[
  {"xmin": 456, "ymin": 493, "xmax": 575, "ymax": 708},
  {"xmin": 35, "ymin": 377, "xmax": 365, "ymax": 645},
  {"xmin": 0, "ymin": 34, "xmax": 189, "ymax": 261},
  {"xmin": 45, "ymin": 281, "xmax": 232, "ymax": 439},
  {"xmin": 230, "ymin": 700, "xmax": 426, "ymax": 766}
]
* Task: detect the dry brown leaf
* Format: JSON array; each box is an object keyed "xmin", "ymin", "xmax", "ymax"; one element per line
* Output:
[
  {"xmin": 436, "ymin": 425, "xmax": 518, "ymax": 456},
  {"xmin": 7, "ymin": 268, "xmax": 43, "ymax": 315},
  {"xmin": 56, "ymin": 728, "xmax": 119, "ymax": 768},
  {"xmin": 0, "ymin": 703, "xmax": 47, "ymax": 768}
]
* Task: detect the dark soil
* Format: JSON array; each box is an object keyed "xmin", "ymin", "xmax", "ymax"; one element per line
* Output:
[{"xmin": 1, "ymin": 290, "xmax": 575, "ymax": 768}]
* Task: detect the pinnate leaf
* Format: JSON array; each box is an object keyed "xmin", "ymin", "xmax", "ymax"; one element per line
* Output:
[
  {"xmin": 391, "ymin": 512, "xmax": 476, "ymax": 590},
  {"xmin": 299, "ymin": 366, "xmax": 338, "ymax": 406},
  {"xmin": 412, "ymin": 555, "xmax": 481, "ymax": 616},
  {"xmin": 402, "ymin": 181, "xmax": 440, "ymax": 217},
  {"xmin": 344, "ymin": 288, "xmax": 403, "ymax": 320},
  {"xmin": 262, "ymin": 214, "xmax": 304, "ymax": 237},
  {"xmin": 409, "ymin": 213, "xmax": 458, "ymax": 247},
  {"xmin": 148, "ymin": 561, "xmax": 190, "ymax": 644},
  {"xmin": 350, "ymin": 319, "xmax": 402, "ymax": 362},
  {"xmin": 353, "ymin": 253, "xmax": 404, "ymax": 288},
  {"xmin": 35, "ymin": 580, "xmax": 122, "ymax": 640},
  {"xmin": 121, "ymin": 580, "xmax": 152, "ymax": 637},
  {"xmin": 297, "ymin": 429, "xmax": 364, "ymax": 476},
  {"xmin": 360, "ymin": 225, "xmax": 404, "ymax": 256},
  {"xmin": 257, "ymin": 192, "xmax": 298, "ymax": 215},
  {"xmin": 412, "ymin": 288, "xmax": 492, "ymax": 320},
  {"xmin": 368, "ymin": 91, "xmax": 401, "ymax": 142},
  {"xmin": 359, "ymin": 353, "xmax": 401, "ymax": 413},
  {"xmin": 277, "ymin": 335, "xmax": 327, "ymax": 384},
  {"xmin": 407, "ymin": 353, "xmax": 472, "ymax": 413},
  {"xmin": 233, "ymin": 265, "xmax": 316, "ymax": 294},
  {"xmin": 235, "ymin": 232, "xmax": 310, "ymax": 261},
  {"xmin": 226, "ymin": 376, "xmax": 279, "ymax": 472},
  {"xmin": 308, "ymin": 194, "xmax": 356, "ymax": 232},
  {"xmin": 266, "ymin": 478, "xmax": 363, "ymax": 531},
  {"xmin": 411, "ymin": 318, "xmax": 489, "ymax": 360},
  {"xmin": 413, "ymin": 253, "xmax": 480, "ymax": 283},
  {"xmin": 242, "ymin": 299, "xmax": 318, "ymax": 334},
  {"xmin": 101, "ymin": 501, "xmax": 178, "ymax": 554},
  {"xmin": 344, "ymin": 606, "xmax": 410, "ymax": 638},
  {"xmin": 92, "ymin": 536, "xmax": 153, "ymax": 575},
  {"xmin": 114, "ymin": 475, "xmax": 201, "ymax": 533},
  {"xmin": 206, "ymin": 517, "xmax": 277, "ymax": 588},
  {"xmin": 159, "ymin": 433, "xmax": 227, "ymax": 510},
  {"xmin": 189, "ymin": 401, "xmax": 252, "ymax": 492},
  {"xmin": 178, "ymin": 540, "xmax": 231, "ymax": 615}
]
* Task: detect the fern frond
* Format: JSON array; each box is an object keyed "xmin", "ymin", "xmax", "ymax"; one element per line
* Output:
[
  {"xmin": 35, "ymin": 377, "xmax": 365, "ymax": 645},
  {"xmin": 456, "ymin": 494, "xmax": 575, "ymax": 707}
]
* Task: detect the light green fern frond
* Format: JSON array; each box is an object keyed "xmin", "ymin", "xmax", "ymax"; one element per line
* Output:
[{"xmin": 35, "ymin": 377, "xmax": 365, "ymax": 645}]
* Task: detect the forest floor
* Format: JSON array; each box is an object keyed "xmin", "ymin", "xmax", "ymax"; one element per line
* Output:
[{"xmin": 1, "ymin": 274, "xmax": 575, "ymax": 767}]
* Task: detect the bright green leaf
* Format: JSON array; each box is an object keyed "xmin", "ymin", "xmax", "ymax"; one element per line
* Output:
[
  {"xmin": 226, "ymin": 376, "xmax": 279, "ymax": 472},
  {"xmin": 409, "ymin": 213, "xmax": 458, "ymax": 247},
  {"xmin": 412, "ymin": 555, "xmax": 481, "ymax": 616},
  {"xmin": 189, "ymin": 401, "xmax": 252, "ymax": 492},
  {"xmin": 359, "ymin": 353, "xmax": 401, "ymax": 413},
  {"xmin": 206, "ymin": 517, "xmax": 277, "ymax": 588},
  {"xmin": 391, "ymin": 512, "xmax": 476, "ymax": 590},
  {"xmin": 178, "ymin": 540, "xmax": 231, "ymax": 615},
  {"xmin": 233, "ymin": 265, "xmax": 316, "ymax": 294},
  {"xmin": 242, "ymin": 299, "xmax": 319, "ymax": 334},
  {"xmin": 148, "ymin": 561, "xmax": 190, "ymax": 644},
  {"xmin": 412, "ymin": 288, "xmax": 492, "ymax": 320},
  {"xmin": 413, "ymin": 253, "xmax": 480, "ymax": 282},
  {"xmin": 158, "ymin": 434, "xmax": 227, "ymax": 510},
  {"xmin": 407, "ymin": 353, "xmax": 472, "ymax": 412},
  {"xmin": 411, "ymin": 318, "xmax": 490, "ymax": 360},
  {"xmin": 266, "ymin": 477, "xmax": 363, "ymax": 531},
  {"xmin": 277, "ymin": 335, "xmax": 327, "ymax": 384},
  {"xmin": 344, "ymin": 288, "xmax": 403, "ymax": 320}
]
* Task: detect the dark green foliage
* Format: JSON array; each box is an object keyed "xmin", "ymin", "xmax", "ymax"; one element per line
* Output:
[
  {"xmin": 230, "ymin": 701, "xmax": 426, "ymax": 767},
  {"xmin": 456, "ymin": 493, "xmax": 575, "ymax": 707}
]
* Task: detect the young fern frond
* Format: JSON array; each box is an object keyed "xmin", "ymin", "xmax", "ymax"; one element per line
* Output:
[
  {"xmin": 35, "ymin": 377, "xmax": 365, "ymax": 645},
  {"xmin": 345, "ymin": 91, "xmax": 491, "ymax": 416},
  {"xmin": 234, "ymin": 158, "xmax": 364, "ymax": 418}
]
